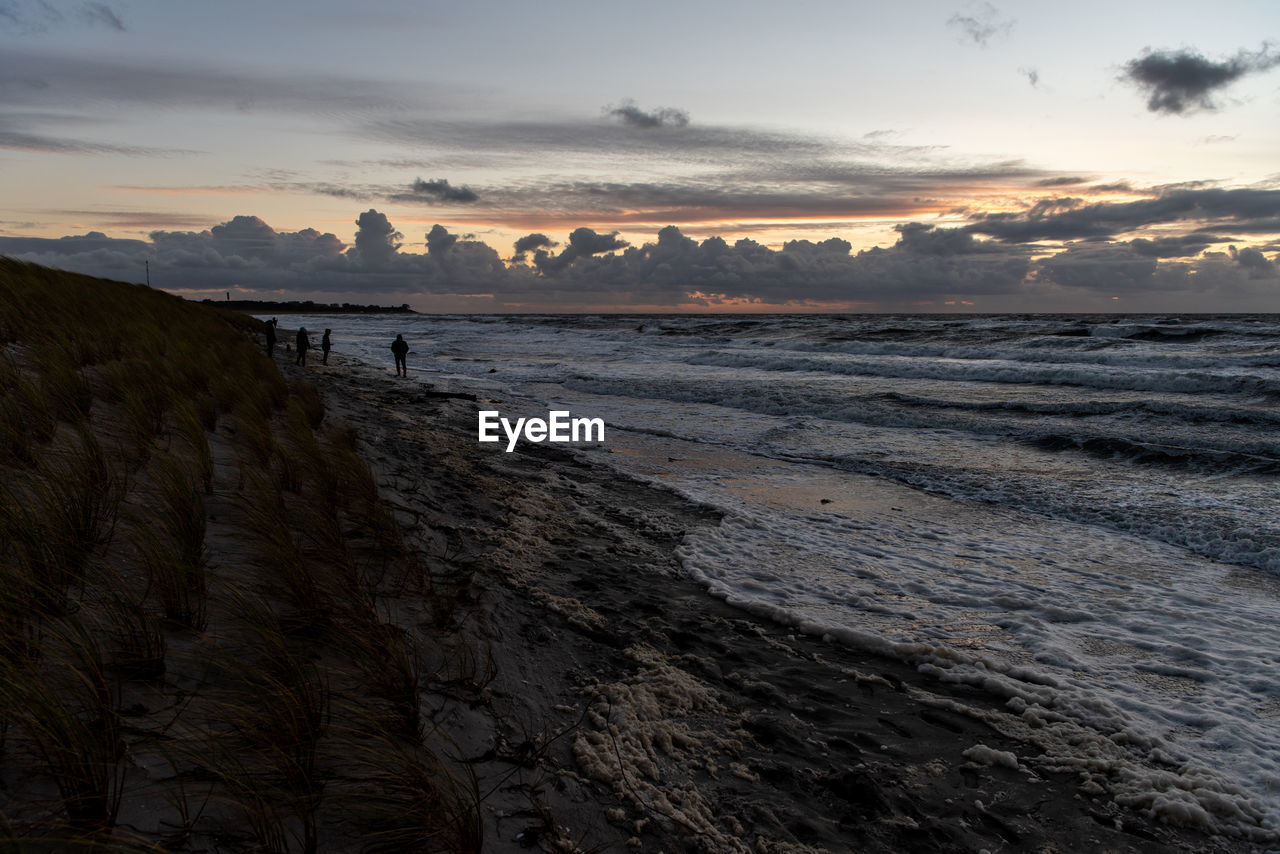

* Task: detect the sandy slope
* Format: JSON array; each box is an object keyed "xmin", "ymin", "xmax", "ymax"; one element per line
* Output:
[{"xmin": 295, "ymin": 352, "xmax": 1257, "ymax": 854}]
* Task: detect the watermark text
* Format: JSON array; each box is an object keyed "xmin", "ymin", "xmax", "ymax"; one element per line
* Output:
[{"xmin": 478, "ymin": 410, "xmax": 605, "ymax": 452}]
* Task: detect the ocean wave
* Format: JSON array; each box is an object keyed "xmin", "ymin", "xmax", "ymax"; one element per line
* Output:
[
  {"xmin": 683, "ymin": 350, "xmax": 1280, "ymax": 396},
  {"xmin": 784, "ymin": 451, "xmax": 1280, "ymax": 576},
  {"xmin": 877, "ymin": 390, "xmax": 1280, "ymax": 428},
  {"xmin": 1030, "ymin": 434, "xmax": 1280, "ymax": 475},
  {"xmin": 775, "ymin": 338, "xmax": 1280, "ymax": 371}
]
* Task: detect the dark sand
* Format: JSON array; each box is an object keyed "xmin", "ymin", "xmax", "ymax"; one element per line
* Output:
[{"xmin": 295, "ymin": 354, "xmax": 1260, "ymax": 853}]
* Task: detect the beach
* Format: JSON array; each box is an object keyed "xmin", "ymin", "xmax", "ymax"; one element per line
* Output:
[
  {"xmin": 1, "ymin": 261, "xmax": 1272, "ymax": 852},
  {"xmin": 295, "ymin": 349, "xmax": 1263, "ymax": 853}
]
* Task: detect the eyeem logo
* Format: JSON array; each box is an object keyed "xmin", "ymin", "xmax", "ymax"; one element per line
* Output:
[{"xmin": 478, "ymin": 410, "xmax": 605, "ymax": 452}]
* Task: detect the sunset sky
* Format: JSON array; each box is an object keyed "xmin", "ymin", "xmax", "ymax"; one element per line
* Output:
[{"xmin": 1, "ymin": 0, "xmax": 1278, "ymax": 311}]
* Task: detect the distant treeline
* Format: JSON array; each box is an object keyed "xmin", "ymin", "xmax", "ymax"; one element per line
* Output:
[{"xmin": 203, "ymin": 298, "xmax": 416, "ymax": 314}]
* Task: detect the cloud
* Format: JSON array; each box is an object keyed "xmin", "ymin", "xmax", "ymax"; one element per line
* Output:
[
  {"xmin": 893, "ymin": 221, "xmax": 1007, "ymax": 255},
  {"xmin": 501, "ymin": 223, "xmax": 1032, "ymax": 305},
  {"xmin": 0, "ymin": 127, "xmax": 146, "ymax": 155},
  {"xmin": 0, "ymin": 1, "xmax": 116, "ymax": 32},
  {"xmin": 424, "ymin": 223, "xmax": 457, "ymax": 254},
  {"xmin": 352, "ymin": 209, "xmax": 402, "ymax": 267},
  {"xmin": 423, "ymin": 224, "xmax": 507, "ymax": 281},
  {"xmin": 1020, "ymin": 67, "xmax": 1040, "ymax": 88},
  {"xmin": 310, "ymin": 184, "xmax": 366, "ymax": 199},
  {"xmin": 354, "ymin": 113, "xmax": 1059, "ymax": 236},
  {"xmin": 0, "ymin": 230, "xmax": 149, "ymax": 257},
  {"xmin": 208, "ymin": 215, "xmax": 283, "ymax": 260},
  {"xmin": 1128, "ymin": 233, "xmax": 1231, "ymax": 258},
  {"xmin": 532, "ymin": 227, "xmax": 630, "ymax": 274},
  {"xmin": 513, "ymin": 233, "xmax": 555, "ymax": 255},
  {"xmin": 605, "ymin": 99, "xmax": 690, "ymax": 129},
  {"xmin": 459, "ymin": 157, "xmax": 1053, "ymax": 232},
  {"xmin": 364, "ymin": 115, "xmax": 829, "ymax": 164},
  {"xmin": 0, "ymin": 49, "xmax": 431, "ymax": 116},
  {"xmin": 79, "ymin": 2, "xmax": 123, "ymax": 30},
  {"xmin": 1090, "ymin": 181, "xmax": 1136, "ymax": 194},
  {"xmin": 1037, "ymin": 242, "xmax": 1277, "ymax": 300},
  {"xmin": 0, "ymin": 210, "xmax": 522, "ymax": 295},
  {"xmin": 947, "ymin": 2, "xmax": 1013, "ymax": 47},
  {"xmin": 966, "ymin": 187, "xmax": 1280, "ymax": 243},
  {"xmin": 399, "ymin": 177, "xmax": 479, "ymax": 204},
  {"xmin": 1122, "ymin": 44, "xmax": 1280, "ymax": 115},
  {"xmin": 1230, "ymin": 245, "xmax": 1277, "ymax": 278},
  {"xmin": 0, "ymin": 113, "xmax": 191, "ymax": 156},
  {"xmin": 1038, "ymin": 244, "xmax": 1159, "ymax": 292},
  {"xmin": 1, "ymin": 208, "xmax": 1274, "ymax": 310},
  {"xmin": 1034, "ymin": 176, "xmax": 1089, "ymax": 188}
]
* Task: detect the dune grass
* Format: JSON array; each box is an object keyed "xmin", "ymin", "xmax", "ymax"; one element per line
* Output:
[{"xmin": 0, "ymin": 259, "xmax": 480, "ymax": 852}]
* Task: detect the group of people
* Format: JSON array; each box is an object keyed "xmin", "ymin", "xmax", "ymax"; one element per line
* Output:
[{"xmin": 263, "ymin": 317, "xmax": 411, "ymax": 376}]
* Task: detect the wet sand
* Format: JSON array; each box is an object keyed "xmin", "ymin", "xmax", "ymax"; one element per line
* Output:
[{"xmin": 295, "ymin": 353, "xmax": 1259, "ymax": 853}]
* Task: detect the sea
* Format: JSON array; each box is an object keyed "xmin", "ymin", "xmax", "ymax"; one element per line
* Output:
[{"xmin": 279, "ymin": 312, "xmax": 1280, "ymax": 839}]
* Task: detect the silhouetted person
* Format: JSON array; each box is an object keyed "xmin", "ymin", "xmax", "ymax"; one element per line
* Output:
[
  {"xmin": 264, "ymin": 317, "xmax": 277, "ymax": 357},
  {"xmin": 321, "ymin": 329, "xmax": 332, "ymax": 365},
  {"xmin": 296, "ymin": 327, "xmax": 310, "ymax": 366},
  {"xmin": 391, "ymin": 334, "xmax": 408, "ymax": 376}
]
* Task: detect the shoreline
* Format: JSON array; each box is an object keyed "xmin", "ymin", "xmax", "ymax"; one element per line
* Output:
[{"xmin": 294, "ymin": 350, "xmax": 1264, "ymax": 853}]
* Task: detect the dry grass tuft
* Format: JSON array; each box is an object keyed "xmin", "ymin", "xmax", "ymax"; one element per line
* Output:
[{"xmin": 0, "ymin": 259, "xmax": 479, "ymax": 852}]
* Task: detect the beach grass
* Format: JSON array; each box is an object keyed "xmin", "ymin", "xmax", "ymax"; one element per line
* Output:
[{"xmin": 0, "ymin": 259, "xmax": 480, "ymax": 852}]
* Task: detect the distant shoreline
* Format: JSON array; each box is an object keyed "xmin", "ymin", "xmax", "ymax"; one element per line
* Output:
[{"xmin": 200, "ymin": 298, "xmax": 416, "ymax": 314}]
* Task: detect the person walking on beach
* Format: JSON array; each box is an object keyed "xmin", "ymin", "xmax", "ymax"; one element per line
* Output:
[
  {"xmin": 321, "ymin": 329, "xmax": 332, "ymax": 365},
  {"xmin": 391, "ymin": 334, "xmax": 409, "ymax": 376},
  {"xmin": 296, "ymin": 327, "xmax": 310, "ymax": 366},
  {"xmin": 264, "ymin": 317, "xmax": 277, "ymax": 357}
]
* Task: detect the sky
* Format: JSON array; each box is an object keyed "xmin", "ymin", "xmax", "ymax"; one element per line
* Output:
[{"xmin": 1, "ymin": 0, "xmax": 1278, "ymax": 312}]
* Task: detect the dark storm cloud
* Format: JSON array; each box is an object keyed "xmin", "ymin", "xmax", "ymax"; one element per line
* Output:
[
  {"xmin": 947, "ymin": 2, "xmax": 1013, "ymax": 47},
  {"xmin": 398, "ymin": 178, "xmax": 479, "ymax": 204},
  {"xmin": 1231, "ymin": 245, "xmax": 1276, "ymax": 278},
  {"xmin": 425, "ymin": 223, "xmax": 458, "ymax": 254},
  {"xmin": 208, "ymin": 215, "xmax": 279, "ymax": 260},
  {"xmin": 605, "ymin": 99, "xmax": 690, "ymax": 129},
  {"xmin": 499, "ymin": 220, "xmax": 1273, "ymax": 307},
  {"xmin": 352, "ymin": 209, "xmax": 402, "ymax": 267},
  {"xmin": 1122, "ymin": 45, "xmax": 1280, "ymax": 115},
  {"xmin": 1127, "ymin": 233, "xmax": 1229, "ymax": 258},
  {"xmin": 1037, "ymin": 244, "xmax": 1159, "ymax": 292},
  {"xmin": 531, "ymin": 227, "xmax": 630, "ymax": 274},
  {"xmin": 893, "ymin": 221, "xmax": 1007, "ymax": 255},
  {"xmin": 502, "ymin": 223, "xmax": 1032, "ymax": 305},
  {"xmin": 0, "ymin": 210, "xmax": 515, "ymax": 295},
  {"xmin": 422, "ymin": 224, "xmax": 507, "ymax": 281},
  {"xmin": 3, "ymin": 209, "xmax": 1274, "ymax": 308},
  {"xmin": 513, "ymin": 233, "xmax": 555, "ymax": 255},
  {"xmin": 1037, "ymin": 242, "xmax": 1278, "ymax": 296},
  {"xmin": 966, "ymin": 187, "xmax": 1280, "ymax": 243}
]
